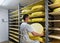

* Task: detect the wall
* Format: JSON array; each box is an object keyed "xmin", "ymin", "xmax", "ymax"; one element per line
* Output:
[{"xmin": 0, "ymin": 8, "xmax": 8, "ymax": 42}]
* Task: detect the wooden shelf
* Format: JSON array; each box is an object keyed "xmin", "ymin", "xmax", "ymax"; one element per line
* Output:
[
  {"xmin": 10, "ymin": 28, "xmax": 18, "ymax": 31},
  {"xmin": 49, "ymin": 12, "xmax": 60, "ymax": 15},
  {"xmin": 9, "ymin": 18, "xmax": 18, "ymax": 20},
  {"xmin": 9, "ymin": 36, "xmax": 19, "ymax": 42},
  {"xmin": 10, "ymin": 31, "xmax": 19, "ymax": 35},
  {"xmin": 49, "ymin": 20, "xmax": 60, "ymax": 22},
  {"xmin": 10, "ymin": 34, "xmax": 19, "ymax": 39},
  {"xmin": 49, "ymin": 39, "xmax": 60, "ymax": 43},
  {"xmin": 9, "ymin": 22, "xmax": 18, "ymax": 23},
  {"xmin": 10, "ymin": 15, "xmax": 18, "ymax": 18},
  {"xmin": 10, "ymin": 10, "xmax": 18, "ymax": 14},
  {"xmin": 49, "ymin": 28, "xmax": 60, "ymax": 31},
  {"xmin": 49, "ymin": 35, "xmax": 60, "ymax": 40},
  {"xmin": 9, "ymin": 25, "xmax": 18, "ymax": 27}
]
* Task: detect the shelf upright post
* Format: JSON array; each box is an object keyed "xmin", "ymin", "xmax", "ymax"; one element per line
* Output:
[
  {"xmin": 18, "ymin": 3, "xmax": 23, "ymax": 43},
  {"xmin": 8, "ymin": 10, "xmax": 10, "ymax": 43},
  {"xmin": 18, "ymin": 4, "xmax": 20, "ymax": 43},
  {"xmin": 45, "ymin": 0, "xmax": 49, "ymax": 43}
]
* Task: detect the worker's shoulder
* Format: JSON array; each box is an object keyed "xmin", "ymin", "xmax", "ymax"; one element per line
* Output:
[{"xmin": 21, "ymin": 22, "xmax": 27, "ymax": 26}]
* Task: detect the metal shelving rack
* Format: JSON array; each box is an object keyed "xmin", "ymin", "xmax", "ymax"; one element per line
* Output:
[
  {"xmin": 48, "ymin": 0, "xmax": 60, "ymax": 43},
  {"xmin": 8, "ymin": 0, "xmax": 49, "ymax": 43},
  {"xmin": 8, "ymin": 9, "xmax": 20, "ymax": 43},
  {"xmin": 8, "ymin": 4, "xmax": 23, "ymax": 43},
  {"xmin": 19, "ymin": 0, "xmax": 48, "ymax": 43}
]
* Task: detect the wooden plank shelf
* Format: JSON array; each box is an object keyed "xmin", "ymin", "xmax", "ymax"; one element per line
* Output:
[
  {"xmin": 49, "ymin": 28, "xmax": 60, "ymax": 31},
  {"xmin": 10, "ymin": 34, "xmax": 19, "ymax": 39},
  {"xmin": 9, "ymin": 36, "xmax": 19, "ymax": 42},
  {"xmin": 49, "ymin": 12, "xmax": 60, "ymax": 15},
  {"xmin": 10, "ymin": 15, "xmax": 18, "ymax": 17},
  {"xmin": 49, "ymin": 20, "xmax": 60, "ymax": 22},
  {"xmin": 10, "ymin": 28, "xmax": 18, "ymax": 31},
  {"xmin": 10, "ymin": 10, "xmax": 18, "ymax": 14},
  {"xmin": 49, "ymin": 35, "xmax": 60, "ymax": 40},
  {"xmin": 9, "ymin": 31, "xmax": 19, "ymax": 35},
  {"xmin": 9, "ymin": 18, "xmax": 18, "ymax": 20},
  {"xmin": 9, "ymin": 25, "xmax": 18, "ymax": 27},
  {"xmin": 9, "ymin": 22, "xmax": 18, "ymax": 23}
]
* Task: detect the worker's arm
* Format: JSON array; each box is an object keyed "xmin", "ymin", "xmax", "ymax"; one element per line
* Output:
[
  {"xmin": 31, "ymin": 31, "xmax": 44, "ymax": 36},
  {"xmin": 26, "ymin": 24, "xmax": 44, "ymax": 36}
]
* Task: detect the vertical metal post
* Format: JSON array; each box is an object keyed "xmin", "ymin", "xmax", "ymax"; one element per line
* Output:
[
  {"xmin": 18, "ymin": 4, "xmax": 20, "ymax": 43},
  {"xmin": 8, "ymin": 10, "xmax": 9, "ymax": 43},
  {"xmin": 45, "ymin": 0, "xmax": 49, "ymax": 43}
]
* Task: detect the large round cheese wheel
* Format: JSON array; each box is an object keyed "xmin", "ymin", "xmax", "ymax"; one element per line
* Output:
[
  {"xmin": 51, "ymin": 0, "xmax": 60, "ymax": 3},
  {"xmin": 49, "ymin": 0, "xmax": 60, "ymax": 8},
  {"xmin": 29, "ymin": 12, "xmax": 44, "ymax": 17},
  {"xmin": 54, "ymin": 8, "xmax": 60, "ymax": 12},
  {"xmin": 21, "ymin": 10, "xmax": 31, "ymax": 14},
  {"xmin": 28, "ymin": 23, "xmax": 44, "ymax": 42},
  {"xmin": 31, "ymin": 23, "xmax": 44, "ymax": 34},
  {"xmin": 31, "ymin": 5, "xmax": 44, "ymax": 12},
  {"xmin": 54, "ymin": 0, "xmax": 60, "ymax": 3},
  {"xmin": 32, "ymin": 18, "xmax": 45, "ymax": 22}
]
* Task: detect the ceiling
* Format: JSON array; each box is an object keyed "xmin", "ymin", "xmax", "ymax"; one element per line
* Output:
[{"xmin": 0, "ymin": 0, "xmax": 40, "ymax": 9}]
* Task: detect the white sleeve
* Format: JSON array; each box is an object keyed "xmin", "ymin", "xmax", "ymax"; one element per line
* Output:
[{"xmin": 25, "ymin": 24, "xmax": 34, "ymax": 32}]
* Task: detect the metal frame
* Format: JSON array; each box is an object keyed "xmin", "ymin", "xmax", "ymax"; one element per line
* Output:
[
  {"xmin": 8, "ymin": 9, "xmax": 19, "ymax": 43},
  {"xmin": 45, "ymin": 0, "xmax": 49, "ymax": 43}
]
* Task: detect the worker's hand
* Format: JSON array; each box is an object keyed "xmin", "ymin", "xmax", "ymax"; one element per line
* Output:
[
  {"xmin": 39, "ymin": 32, "xmax": 44, "ymax": 37},
  {"xmin": 31, "ymin": 31, "xmax": 44, "ymax": 36}
]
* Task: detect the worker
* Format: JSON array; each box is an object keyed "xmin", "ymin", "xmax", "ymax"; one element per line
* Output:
[{"xmin": 20, "ymin": 14, "xmax": 44, "ymax": 43}]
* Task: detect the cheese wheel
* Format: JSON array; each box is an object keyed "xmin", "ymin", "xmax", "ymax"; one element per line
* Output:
[
  {"xmin": 54, "ymin": 8, "xmax": 60, "ymax": 12},
  {"xmin": 32, "ymin": 18, "xmax": 45, "ymax": 22},
  {"xmin": 28, "ymin": 23, "xmax": 44, "ymax": 42},
  {"xmin": 31, "ymin": 23, "xmax": 44, "ymax": 34},
  {"xmin": 29, "ymin": 33, "xmax": 44, "ymax": 42},
  {"xmin": 29, "ymin": 12, "xmax": 44, "ymax": 17},
  {"xmin": 49, "ymin": 0, "xmax": 60, "ymax": 8},
  {"xmin": 51, "ymin": 0, "xmax": 60, "ymax": 3},
  {"xmin": 21, "ymin": 10, "xmax": 31, "ymax": 14},
  {"xmin": 31, "ymin": 5, "xmax": 44, "ymax": 12},
  {"xmin": 54, "ymin": 0, "xmax": 60, "ymax": 3}
]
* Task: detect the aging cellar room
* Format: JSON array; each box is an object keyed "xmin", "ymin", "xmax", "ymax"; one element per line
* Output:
[{"xmin": 0, "ymin": 0, "xmax": 60, "ymax": 43}]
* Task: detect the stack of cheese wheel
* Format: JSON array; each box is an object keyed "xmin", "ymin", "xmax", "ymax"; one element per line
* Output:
[
  {"xmin": 21, "ymin": 5, "xmax": 44, "ymax": 14},
  {"xmin": 28, "ymin": 23, "xmax": 44, "ymax": 42}
]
